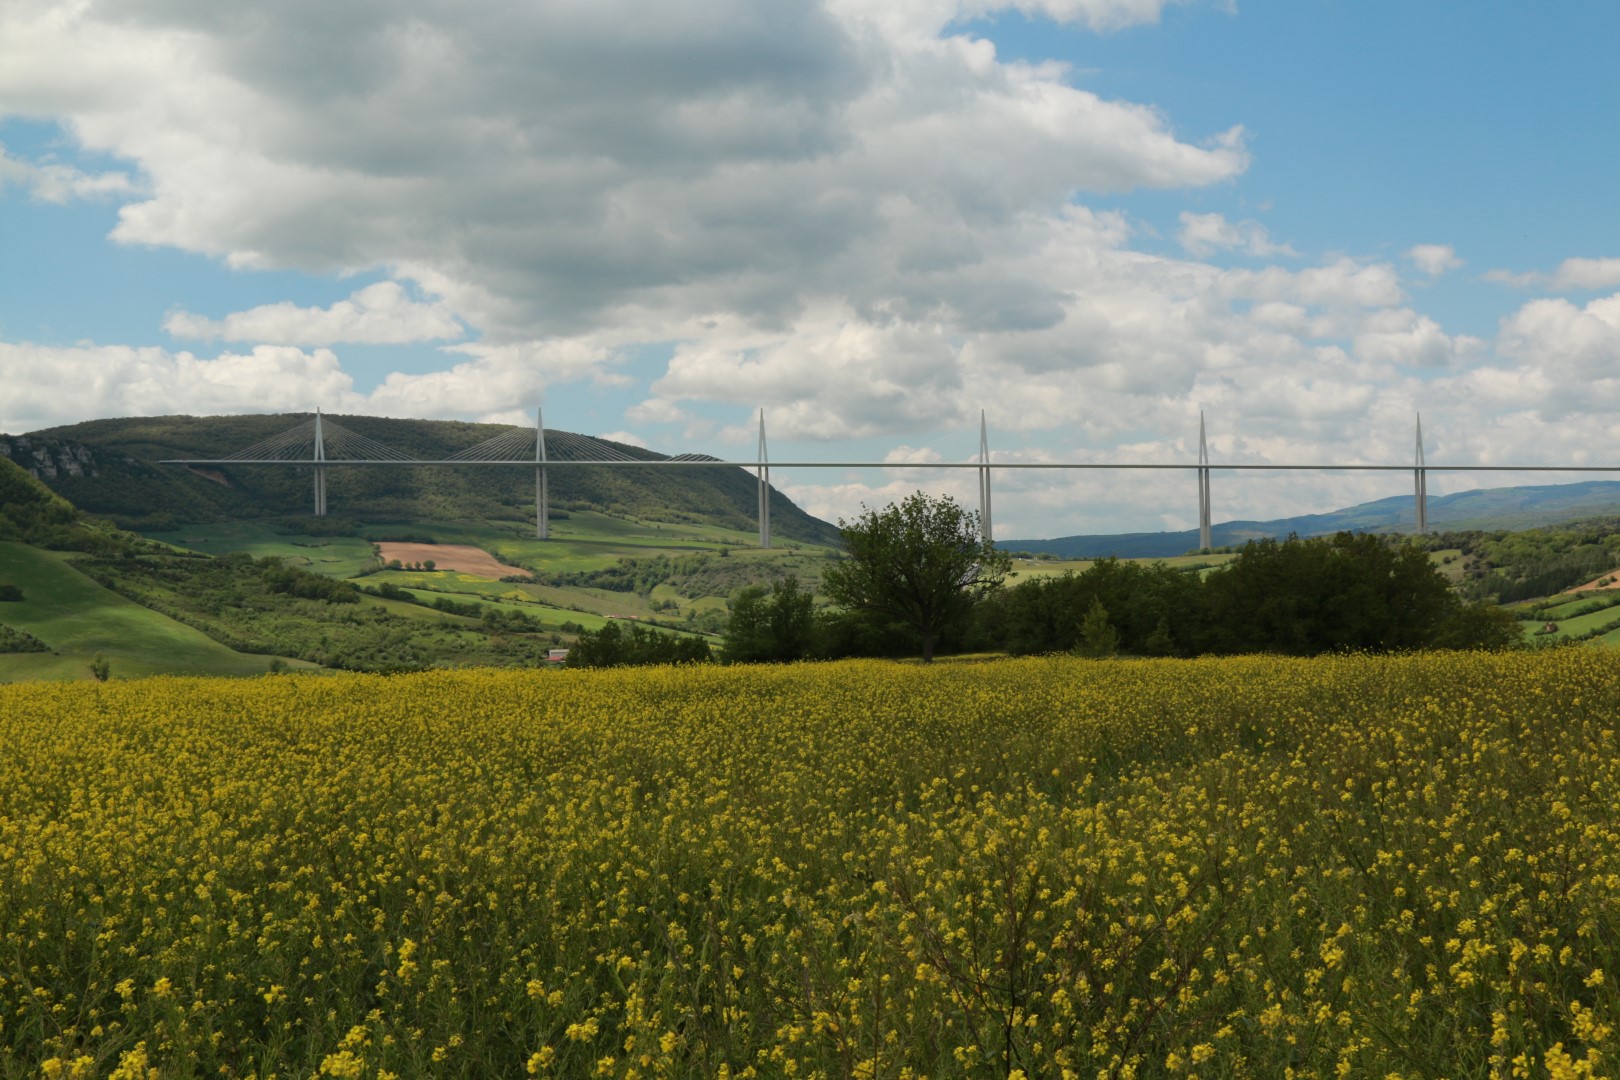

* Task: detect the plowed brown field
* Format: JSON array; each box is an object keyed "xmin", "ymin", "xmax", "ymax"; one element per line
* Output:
[{"xmin": 375, "ymin": 543, "xmax": 527, "ymax": 580}]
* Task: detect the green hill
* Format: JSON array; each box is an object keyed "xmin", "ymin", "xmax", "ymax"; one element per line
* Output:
[{"xmin": 9, "ymin": 414, "xmax": 839, "ymax": 544}]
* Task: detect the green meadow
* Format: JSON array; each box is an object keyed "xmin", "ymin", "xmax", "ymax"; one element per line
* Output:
[{"xmin": 0, "ymin": 542, "xmax": 303, "ymax": 681}]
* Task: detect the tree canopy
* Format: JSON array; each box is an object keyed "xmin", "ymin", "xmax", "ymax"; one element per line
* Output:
[{"xmin": 822, "ymin": 492, "xmax": 1010, "ymax": 661}]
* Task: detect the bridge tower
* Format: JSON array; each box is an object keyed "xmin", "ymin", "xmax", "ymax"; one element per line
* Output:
[
  {"xmin": 978, "ymin": 410, "xmax": 993, "ymax": 545},
  {"xmin": 313, "ymin": 407, "xmax": 327, "ymax": 517},
  {"xmin": 757, "ymin": 408, "xmax": 771, "ymax": 549},
  {"xmin": 535, "ymin": 405, "xmax": 550, "ymax": 539},
  {"xmin": 1414, "ymin": 413, "xmax": 1427, "ymax": 535},
  {"xmin": 1197, "ymin": 411, "xmax": 1212, "ymax": 551}
]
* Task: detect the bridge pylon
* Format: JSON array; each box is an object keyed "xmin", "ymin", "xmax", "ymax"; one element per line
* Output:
[
  {"xmin": 1414, "ymin": 413, "xmax": 1427, "ymax": 535},
  {"xmin": 757, "ymin": 408, "xmax": 771, "ymax": 549},
  {"xmin": 536, "ymin": 405, "xmax": 549, "ymax": 540},
  {"xmin": 313, "ymin": 407, "xmax": 327, "ymax": 517},
  {"xmin": 978, "ymin": 411, "xmax": 993, "ymax": 545},
  {"xmin": 1197, "ymin": 411, "xmax": 1212, "ymax": 551}
]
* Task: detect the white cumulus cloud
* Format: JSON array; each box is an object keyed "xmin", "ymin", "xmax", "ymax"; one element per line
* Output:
[
  {"xmin": 1484, "ymin": 257, "xmax": 1620, "ymax": 292},
  {"xmin": 1405, "ymin": 243, "xmax": 1462, "ymax": 277},
  {"xmin": 164, "ymin": 283, "xmax": 464, "ymax": 345},
  {"xmin": 1177, "ymin": 212, "xmax": 1294, "ymax": 258}
]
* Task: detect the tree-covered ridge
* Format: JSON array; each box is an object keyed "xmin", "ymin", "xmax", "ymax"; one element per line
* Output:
[
  {"xmin": 0, "ymin": 456, "xmax": 137, "ymax": 555},
  {"xmin": 13, "ymin": 414, "xmax": 839, "ymax": 543},
  {"xmin": 1429, "ymin": 519, "xmax": 1620, "ymax": 602}
]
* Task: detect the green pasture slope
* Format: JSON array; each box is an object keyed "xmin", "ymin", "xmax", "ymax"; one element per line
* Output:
[
  {"xmin": 0, "ymin": 542, "xmax": 303, "ymax": 681},
  {"xmin": 144, "ymin": 520, "xmax": 380, "ymax": 576},
  {"xmin": 1509, "ymin": 587, "xmax": 1620, "ymax": 646}
]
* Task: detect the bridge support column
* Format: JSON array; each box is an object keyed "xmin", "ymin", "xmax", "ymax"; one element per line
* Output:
[
  {"xmin": 757, "ymin": 408, "xmax": 771, "ymax": 549},
  {"xmin": 313, "ymin": 407, "xmax": 327, "ymax": 517},
  {"xmin": 1414, "ymin": 413, "xmax": 1427, "ymax": 535},
  {"xmin": 978, "ymin": 411, "xmax": 993, "ymax": 545},
  {"xmin": 1197, "ymin": 411, "xmax": 1211, "ymax": 551},
  {"xmin": 536, "ymin": 406, "xmax": 550, "ymax": 540}
]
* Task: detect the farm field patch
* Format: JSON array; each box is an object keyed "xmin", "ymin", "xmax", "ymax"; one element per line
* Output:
[
  {"xmin": 375, "ymin": 542, "xmax": 523, "ymax": 579},
  {"xmin": 3, "ymin": 653, "xmax": 1616, "ymax": 1077}
]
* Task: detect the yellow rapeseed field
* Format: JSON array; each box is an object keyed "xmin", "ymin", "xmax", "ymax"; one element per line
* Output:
[{"xmin": 1, "ymin": 653, "xmax": 1617, "ymax": 1078}]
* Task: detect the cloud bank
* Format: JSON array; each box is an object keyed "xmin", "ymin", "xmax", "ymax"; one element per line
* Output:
[{"xmin": 2, "ymin": 0, "xmax": 1618, "ymax": 535}]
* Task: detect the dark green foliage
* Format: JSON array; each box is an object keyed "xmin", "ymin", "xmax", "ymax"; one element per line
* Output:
[
  {"xmin": 1075, "ymin": 597, "xmax": 1119, "ymax": 658},
  {"xmin": 723, "ymin": 577, "xmax": 815, "ymax": 663},
  {"xmin": 259, "ymin": 560, "xmax": 361, "ymax": 604},
  {"xmin": 89, "ymin": 654, "xmax": 110, "ymax": 681},
  {"xmin": 0, "ymin": 456, "xmax": 137, "ymax": 556},
  {"xmin": 568, "ymin": 621, "xmax": 712, "ymax": 667},
  {"xmin": 1202, "ymin": 533, "xmax": 1456, "ymax": 654},
  {"xmin": 982, "ymin": 533, "xmax": 1517, "ymax": 657},
  {"xmin": 987, "ymin": 557, "xmax": 1205, "ymax": 656},
  {"xmin": 823, "ymin": 492, "xmax": 1010, "ymax": 662},
  {"xmin": 0, "ymin": 623, "xmax": 48, "ymax": 652},
  {"xmin": 1427, "ymin": 602, "xmax": 1523, "ymax": 651},
  {"xmin": 0, "ymin": 584, "xmax": 22, "ymax": 602}
]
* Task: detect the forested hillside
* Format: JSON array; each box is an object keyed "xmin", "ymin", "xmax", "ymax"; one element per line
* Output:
[{"xmin": 7, "ymin": 414, "xmax": 838, "ymax": 544}]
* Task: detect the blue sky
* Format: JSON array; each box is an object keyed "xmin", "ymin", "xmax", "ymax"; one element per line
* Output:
[{"xmin": 3, "ymin": 0, "xmax": 1619, "ymax": 537}]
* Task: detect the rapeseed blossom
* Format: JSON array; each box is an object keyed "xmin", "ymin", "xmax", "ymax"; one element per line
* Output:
[{"xmin": 1, "ymin": 653, "xmax": 1617, "ymax": 1076}]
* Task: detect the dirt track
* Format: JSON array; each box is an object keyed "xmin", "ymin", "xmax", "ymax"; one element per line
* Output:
[
  {"xmin": 376, "ymin": 543, "xmax": 528, "ymax": 580},
  {"xmin": 1568, "ymin": 571, "xmax": 1620, "ymax": 594}
]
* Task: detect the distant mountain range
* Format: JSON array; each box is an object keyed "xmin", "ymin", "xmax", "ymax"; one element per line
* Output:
[{"xmin": 1001, "ymin": 480, "xmax": 1620, "ymax": 559}]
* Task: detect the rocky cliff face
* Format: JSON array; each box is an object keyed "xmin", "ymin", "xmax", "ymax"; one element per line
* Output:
[{"xmin": 0, "ymin": 437, "xmax": 100, "ymax": 481}]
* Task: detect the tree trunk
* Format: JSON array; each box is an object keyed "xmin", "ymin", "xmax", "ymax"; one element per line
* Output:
[{"xmin": 921, "ymin": 632, "xmax": 935, "ymax": 663}]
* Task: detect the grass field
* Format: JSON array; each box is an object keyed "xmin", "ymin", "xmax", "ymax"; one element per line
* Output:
[
  {"xmin": 379, "ymin": 581, "xmax": 712, "ymax": 638},
  {"xmin": 3, "ymin": 653, "xmax": 1616, "ymax": 1077},
  {"xmin": 144, "ymin": 521, "xmax": 380, "ymax": 576},
  {"xmin": 1512, "ymin": 588, "xmax": 1620, "ymax": 644},
  {"xmin": 1007, "ymin": 552, "xmax": 1239, "ymax": 581},
  {"xmin": 0, "ymin": 542, "xmax": 300, "ymax": 681},
  {"xmin": 411, "ymin": 513, "xmax": 791, "ymax": 576}
]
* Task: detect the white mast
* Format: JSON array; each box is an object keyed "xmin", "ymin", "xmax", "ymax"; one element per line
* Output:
[
  {"xmin": 536, "ymin": 404, "xmax": 550, "ymax": 539},
  {"xmin": 1197, "ymin": 411, "xmax": 1211, "ymax": 551},
  {"xmin": 757, "ymin": 408, "xmax": 771, "ymax": 549}
]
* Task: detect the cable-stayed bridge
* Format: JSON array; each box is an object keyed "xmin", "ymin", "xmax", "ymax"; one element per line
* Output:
[{"xmin": 164, "ymin": 409, "xmax": 1620, "ymax": 550}]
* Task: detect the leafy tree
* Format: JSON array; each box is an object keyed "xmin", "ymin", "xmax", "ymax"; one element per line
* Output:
[
  {"xmin": 1428, "ymin": 601, "xmax": 1523, "ymax": 650},
  {"xmin": 724, "ymin": 576, "xmax": 815, "ymax": 663},
  {"xmin": 1143, "ymin": 616, "xmax": 1176, "ymax": 657},
  {"xmin": 822, "ymin": 492, "xmax": 1009, "ymax": 662},
  {"xmin": 0, "ymin": 623, "xmax": 48, "ymax": 652},
  {"xmin": 568, "ymin": 621, "xmax": 712, "ymax": 668},
  {"xmin": 1075, "ymin": 597, "xmax": 1119, "ymax": 658},
  {"xmin": 1203, "ymin": 533, "xmax": 1458, "ymax": 654}
]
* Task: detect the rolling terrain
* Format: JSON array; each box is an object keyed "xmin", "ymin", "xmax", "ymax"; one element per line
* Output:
[{"xmin": 1003, "ymin": 479, "xmax": 1620, "ymax": 558}]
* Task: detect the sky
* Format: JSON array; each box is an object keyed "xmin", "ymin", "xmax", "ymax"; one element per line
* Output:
[{"xmin": 3, "ymin": 0, "xmax": 1620, "ymax": 539}]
